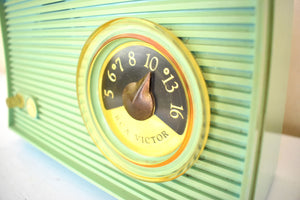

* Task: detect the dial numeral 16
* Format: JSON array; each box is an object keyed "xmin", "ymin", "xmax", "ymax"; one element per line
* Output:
[{"xmin": 170, "ymin": 103, "xmax": 184, "ymax": 119}]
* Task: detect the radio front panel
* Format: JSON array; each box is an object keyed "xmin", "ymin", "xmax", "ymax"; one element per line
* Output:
[{"xmin": 1, "ymin": 1, "xmax": 273, "ymax": 199}]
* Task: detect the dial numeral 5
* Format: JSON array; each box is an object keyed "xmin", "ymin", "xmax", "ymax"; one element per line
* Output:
[{"xmin": 104, "ymin": 89, "xmax": 114, "ymax": 99}]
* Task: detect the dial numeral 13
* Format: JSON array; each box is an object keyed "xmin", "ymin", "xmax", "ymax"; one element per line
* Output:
[{"xmin": 162, "ymin": 68, "xmax": 179, "ymax": 93}]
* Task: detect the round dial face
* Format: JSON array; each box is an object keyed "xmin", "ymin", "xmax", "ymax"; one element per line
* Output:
[
  {"xmin": 100, "ymin": 42, "xmax": 189, "ymax": 157},
  {"xmin": 77, "ymin": 17, "xmax": 210, "ymax": 182}
]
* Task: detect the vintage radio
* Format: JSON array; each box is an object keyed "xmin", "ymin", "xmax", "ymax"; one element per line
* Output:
[{"xmin": 1, "ymin": 0, "xmax": 290, "ymax": 199}]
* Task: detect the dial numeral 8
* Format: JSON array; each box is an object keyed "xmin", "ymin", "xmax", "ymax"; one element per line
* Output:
[{"xmin": 128, "ymin": 51, "xmax": 136, "ymax": 66}]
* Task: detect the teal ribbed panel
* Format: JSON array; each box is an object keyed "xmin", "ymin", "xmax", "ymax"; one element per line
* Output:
[{"xmin": 2, "ymin": 0, "xmax": 265, "ymax": 199}]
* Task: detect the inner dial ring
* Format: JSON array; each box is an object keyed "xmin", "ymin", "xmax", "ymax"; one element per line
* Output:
[{"xmin": 99, "ymin": 41, "xmax": 191, "ymax": 160}]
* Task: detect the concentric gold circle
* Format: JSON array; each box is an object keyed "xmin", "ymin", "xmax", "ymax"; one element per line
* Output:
[{"xmin": 76, "ymin": 17, "xmax": 210, "ymax": 182}]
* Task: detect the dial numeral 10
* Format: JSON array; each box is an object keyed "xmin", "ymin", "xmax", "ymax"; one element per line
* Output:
[
  {"xmin": 170, "ymin": 103, "xmax": 184, "ymax": 119},
  {"xmin": 144, "ymin": 54, "xmax": 158, "ymax": 71}
]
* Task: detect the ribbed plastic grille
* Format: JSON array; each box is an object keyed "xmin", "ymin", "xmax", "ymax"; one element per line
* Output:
[{"xmin": 3, "ymin": 0, "xmax": 259, "ymax": 199}]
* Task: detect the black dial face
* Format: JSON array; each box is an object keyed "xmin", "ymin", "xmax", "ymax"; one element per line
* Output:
[{"xmin": 99, "ymin": 42, "xmax": 190, "ymax": 157}]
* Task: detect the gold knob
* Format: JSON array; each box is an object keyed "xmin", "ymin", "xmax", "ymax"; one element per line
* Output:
[
  {"xmin": 26, "ymin": 97, "xmax": 38, "ymax": 118},
  {"xmin": 6, "ymin": 94, "xmax": 24, "ymax": 109}
]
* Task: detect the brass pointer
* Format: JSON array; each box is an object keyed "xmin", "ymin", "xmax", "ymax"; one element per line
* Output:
[{"xmin": 122, "ymin": 72, "xmax": 155, "ymax": 120}]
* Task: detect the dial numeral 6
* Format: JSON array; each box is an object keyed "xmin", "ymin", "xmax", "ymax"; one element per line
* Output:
[{"xmin": 107, "ymin": 70, "xmax": 116, "ymax": 82}]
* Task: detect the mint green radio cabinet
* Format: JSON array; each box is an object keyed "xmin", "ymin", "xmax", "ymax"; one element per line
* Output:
[{"xmin": 1, "ymin": 0, "xmax": 286, "ymax": 199}]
